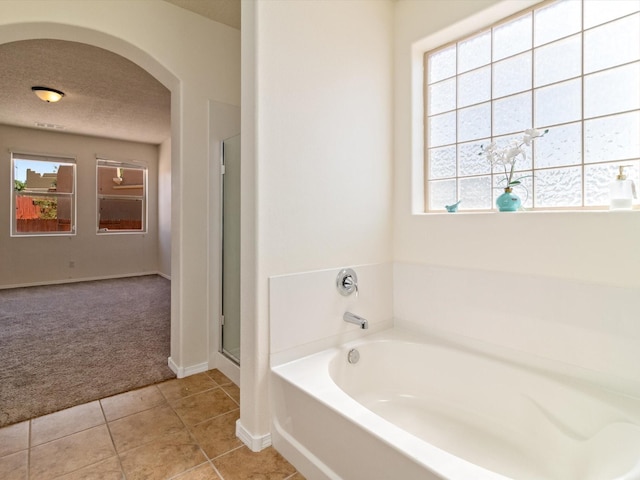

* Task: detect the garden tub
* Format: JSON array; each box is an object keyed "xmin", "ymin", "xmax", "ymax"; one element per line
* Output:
[{"xmin": 270, "ymin": 328, "xmax": 640, "ymax": 479}]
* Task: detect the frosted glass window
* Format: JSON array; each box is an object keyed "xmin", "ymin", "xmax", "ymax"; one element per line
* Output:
[
  {"xmin": 458, "ymin": 67, "xmax": 490, "ymax": 108},
  {"xmin": 429, "ymin": 179, "xmax": 457, "ymax": 210},
  {"xmin": 425, "ymin": 0, "xmax": 640, "ymax": 211},
  {"xmin": 458, "ymin": 32, "xmax": 491, "ymax": 73},
  {"xmin": 428, "ymin": 78, "xmax": 456, "ymax": 115},
  {"xmin": 534, "ymin": 0, "xmax": 582, "ymax": 46},
  {"xmin": 585, "ymin": 161, "xmax": 640, "ymax": 206},
  {"xmin": 534, "ymin": 167, "xmax": 582, "ymax": 207},
  {"xmin": 584, "ymin": 112, "xmax": 640, "ymax": 164},
  {"xmin": 534, "ymin": 78, "xmax": 581, "ymax": 128},
  {"xmin": 534, "ymin": 122, "xmax": 582, "ymax": 169},
  {"xmin": 534, "ymin": 35, "xmax": 581, "ymax": 87},
  {"xmin": 584, "ymin": 14, "xmax": 640, "ymax": 74},
  {"xmin": 584, "ymin": 0, "xmax": 640, "ymax": 29},
  {"xmin": 428, "ymin": 111, "xmax": 456, "ymax": 147},
  {"xmin": 429, "ymin": 146, "xmax": 457, "ymax": 179},
  {"xmin": 493, "ymin": 93, "xmax": 532, "ymax": 137},
  {"xmin": 458, "ymin": 103, "xmax": 491, "ymax": 143},
  {"xmin": 493, "ymin": 14, "xmax": 532, "ymax": 61},
  {"xmin": 584, "ymin": 63, "xmax": 640, "ymax": 119},
  {"xmin": 458, "ymin": 140, "xmax": 492, "ymax": 176},
  {"xmin": 428, "ymin": 46, "xmax": 456, "ymax": 83},
  {"xmin": 493, "ymin": 52, "xmax": 532, "ymax": 98},
  {"xmin": 460, "ymin": 176, "xmax": 492, "ymax": 209}
]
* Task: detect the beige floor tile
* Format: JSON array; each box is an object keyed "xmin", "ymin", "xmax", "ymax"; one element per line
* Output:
[
  {"xmin": 157, "ymin": 373, "xmax": 218, "ymax": 403},
  {"xmin": 108, "ymin": 404, "xmax": 186, "ymax": 453},
  {"xmin": 212, "ymin": 446, "xmax": 296, "ymax": 480},
  {"xmin": 172, "ymin": 388, "xmax": 239, "ymax": 426},
  {"xmin": 0, "ymin": 421, "xmax": 28, "ymax": 457},
  {"xmin": 206, "ymin": 369, "xmax": 234, "ymax": 387},
  {"xmin": 56, "ymin": 456, "xmax": 124, "ymax": 480},
  {"xmin": 100, "ymin": 385, "xmax": 166, "ymax": 422},
  {"xmin": 30, "ymin": 424, "xmax": 116, "ymax": 480},
  {"xmin": 31, "ymin": 400, "xmax": 104, "ymax": 446},
  {"xmin": 173, "ymin": 462, "xmax": 221, "ymax": 479},
  {"xmin": 287, "ymin": 473, "xmax": 306, "ymax": 480},
  {"xmin": 189, "ymin": 410, "xmax": 241, "ymax": 459},
  {"xmin": 119, "ymin": 429, "xmax": 206, "ymax": 480},
  {"xmin": 0, "ymin": 450, "xmax": 28, "ymax": 480},
  {"xmin": 221, "ymin": 383, "xmax": 240, "ymax": 404}
]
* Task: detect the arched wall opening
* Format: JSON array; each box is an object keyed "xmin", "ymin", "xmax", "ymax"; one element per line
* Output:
[{"xmin": 0, "ymin": 20, "xmax": 184, "ymax": 370}]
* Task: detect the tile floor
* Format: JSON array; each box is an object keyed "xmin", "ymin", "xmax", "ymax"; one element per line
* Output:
[{"xmin": 0, "ymin": 369, "xmax": 304, "ymax": 480}]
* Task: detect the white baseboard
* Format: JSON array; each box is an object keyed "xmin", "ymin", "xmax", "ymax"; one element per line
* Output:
[
  {"xmin": 236, "ymin": 419, "xmax": 272, "ymax": 452},
  {"xmin": 167, "ymin": 357, "xmax": 209, "ymax": 379},
  {"xmin": 0, "ymin": 271, "xmax": 164, "ymax": 290}
]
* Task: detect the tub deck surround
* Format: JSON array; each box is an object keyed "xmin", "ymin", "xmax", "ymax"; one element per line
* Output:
[
  {"xmin": 393, "ymin": 262, "xmax": 640, "ymax": 393},
  {"xmin": 271, "ymin": 328, "xmax": 640, "ymax": 480}
]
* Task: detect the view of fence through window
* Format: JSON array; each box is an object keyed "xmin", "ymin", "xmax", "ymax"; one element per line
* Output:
[
  {"xmin": 425, "ymin": 0, "xmax": 640, "ymax": 212},
  {"xmin": 12, "ymin": 155, "xmax": 76, "ymax": 235}
]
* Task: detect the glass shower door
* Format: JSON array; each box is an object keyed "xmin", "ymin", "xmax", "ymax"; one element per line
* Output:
[{"xmin": 221, "ymin": 134, "xmax": 241, "ymax": 363}]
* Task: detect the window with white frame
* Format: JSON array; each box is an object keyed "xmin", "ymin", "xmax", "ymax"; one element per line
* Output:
[
  {"xmin": 97, "ymin": 159, "xmax": 147, "ymax": 233},
  {"xmin": 425, "ymin": 0, "xmax": 640, "ymax": 212},
  {"xmin": 11, "ymin": 153, "xmax": 76, "ymax": 236}
]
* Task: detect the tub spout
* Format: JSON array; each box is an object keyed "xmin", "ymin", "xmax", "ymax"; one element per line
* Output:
[{"xmin": 344, "ymin": 311, "xmax": 368, "ymax": 329}]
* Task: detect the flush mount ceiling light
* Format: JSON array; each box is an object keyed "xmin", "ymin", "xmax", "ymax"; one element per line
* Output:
[{"xmin": 31, "ymin": 86, "xmax": 65, "ymax": 103}]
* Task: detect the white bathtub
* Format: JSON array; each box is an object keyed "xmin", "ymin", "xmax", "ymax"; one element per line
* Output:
[{"xmin": 270, "ymin": 328, "xmax": 640, "ymax": 480}]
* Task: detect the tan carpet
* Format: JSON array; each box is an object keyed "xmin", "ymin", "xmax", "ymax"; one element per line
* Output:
[{"xmin": 0, "ymin": 275, "xmax": 175, "ymax": 427}]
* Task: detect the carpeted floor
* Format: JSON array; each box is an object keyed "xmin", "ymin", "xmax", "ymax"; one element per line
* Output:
[{"xmin": 0, "ymin": 275, "xmax": 175, "ymax": 428}]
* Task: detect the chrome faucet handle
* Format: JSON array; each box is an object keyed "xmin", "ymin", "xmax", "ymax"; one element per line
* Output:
[{"xmin": 336, "ymin": 268, "xmax": 358, "ymax": 296}]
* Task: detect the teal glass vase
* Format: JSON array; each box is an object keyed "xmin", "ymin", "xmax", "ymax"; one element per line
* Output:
[{"xmin": 496, "ymin": 188, "xmax": 521, "ymax": 212}]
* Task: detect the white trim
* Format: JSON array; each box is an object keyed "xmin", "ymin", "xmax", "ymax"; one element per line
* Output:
[
  {"xmin": 167, "ymin": 358, "xmax": 209, "ymax": 379},
  {"xmin": 236, "ymin": 419, "xmax": 272, "ymax": 452},
  {"xmin": 212, "ymin": 351, "xmax": 240, "ymax": 386}
]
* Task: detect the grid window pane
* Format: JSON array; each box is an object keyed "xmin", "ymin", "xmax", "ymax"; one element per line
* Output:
[
  {"xmin": 458, "ymin": 67, "xmax": 490, "ymax": 108},
  {"xmin": 460, "ymin": 176, "xmax": 492, "ymax": 209},
  {"xmin": 493, "ymin": 14, "xmax": 532, "ymax": 61},
  {"xmin": 584, "ymin": 14, "xmax": 640, "ymax": 74},
  {"xmin": 534, "ymin": 78, "xmax": 582, "ymax": 128},
  {"xmin": 585, "ymin": 161, "xmax": 640, "ymax": 206},
  {"xmin": 459, "ymin": 139, "xmax": 492, "ymax": 176},
  {"xmin": 429, "ymin": 179, "xmax": 457, "ymax": 210},
  {"xmin": 493, "ymin": 92, "xmax": 532, "ymax": 137},
  {"xmin": 429, "ymin": 146, "xmax": 457, "ymax": 179},
  {"xmin": 584, "ymin": 63, "xmax": 640, "ymax": 119},
  {"xmin": 428, "ymin": 46, "xmax": 456, "ymax": 83},
  {"xmin": 534, "ymin": 0, "xmax": 582, "ymax": 46},
  {"xmin": 584, "ymin": 0, "xmax": 640, "ymax": 29},
  {"xmin": 428, "ymin": 111, "xmax": 456, "ymax": 147},
  {"xmin": 428, "ymin": 78, "xmax": 456, "ymax": 115},
  {"xmin": 493, "ymin": 52, "xmax": 531, "ymax": 98},
  {"xmin": 584, "ymin": 112, "xmax": 640, "ymax": 163},
  {"xmin": 534, "ymin": 166, "xmax": 583, "ymax": 207},
  {"xmin": 458, "ymin": 102, "xmax": 491, "ymax": 143},
  {"xmin": 534, "ymin": 35, "xmax": 581, "ymax": 87},
  {"xmin": 458, "ymin": 31, "xmax": 491, "ymax": 73},
  {"xmin": 534, "ymin": 122, "xmax": 582, "ymax": 168}
]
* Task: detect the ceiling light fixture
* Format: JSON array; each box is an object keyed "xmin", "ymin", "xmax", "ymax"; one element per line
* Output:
[{"xmin": 31, "ymin": 86, "xmax": 65, "ymax": 103}]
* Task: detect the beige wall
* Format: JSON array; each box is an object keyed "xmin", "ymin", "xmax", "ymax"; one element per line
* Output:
[
  {"xmin": 1, "ymin": 124, "xmax": 160, "ymax": 286},
  {"xmin": 241, "ymin": 0, "xmax": 394, "ymax": 445}
]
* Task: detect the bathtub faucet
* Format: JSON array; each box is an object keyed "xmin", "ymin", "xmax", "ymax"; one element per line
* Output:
[{"xmin": 344, "ymin": 311, "xmax": 368, "ymax": 329}]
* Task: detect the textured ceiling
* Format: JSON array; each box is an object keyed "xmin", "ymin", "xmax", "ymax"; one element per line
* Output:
[
  {"xmin": 163, "ymin": 0, "xmax": 241, "ymax": 30},
  {"xmin": 0, "ymin": 39, "xmax": 171, "ymax": 145}
]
